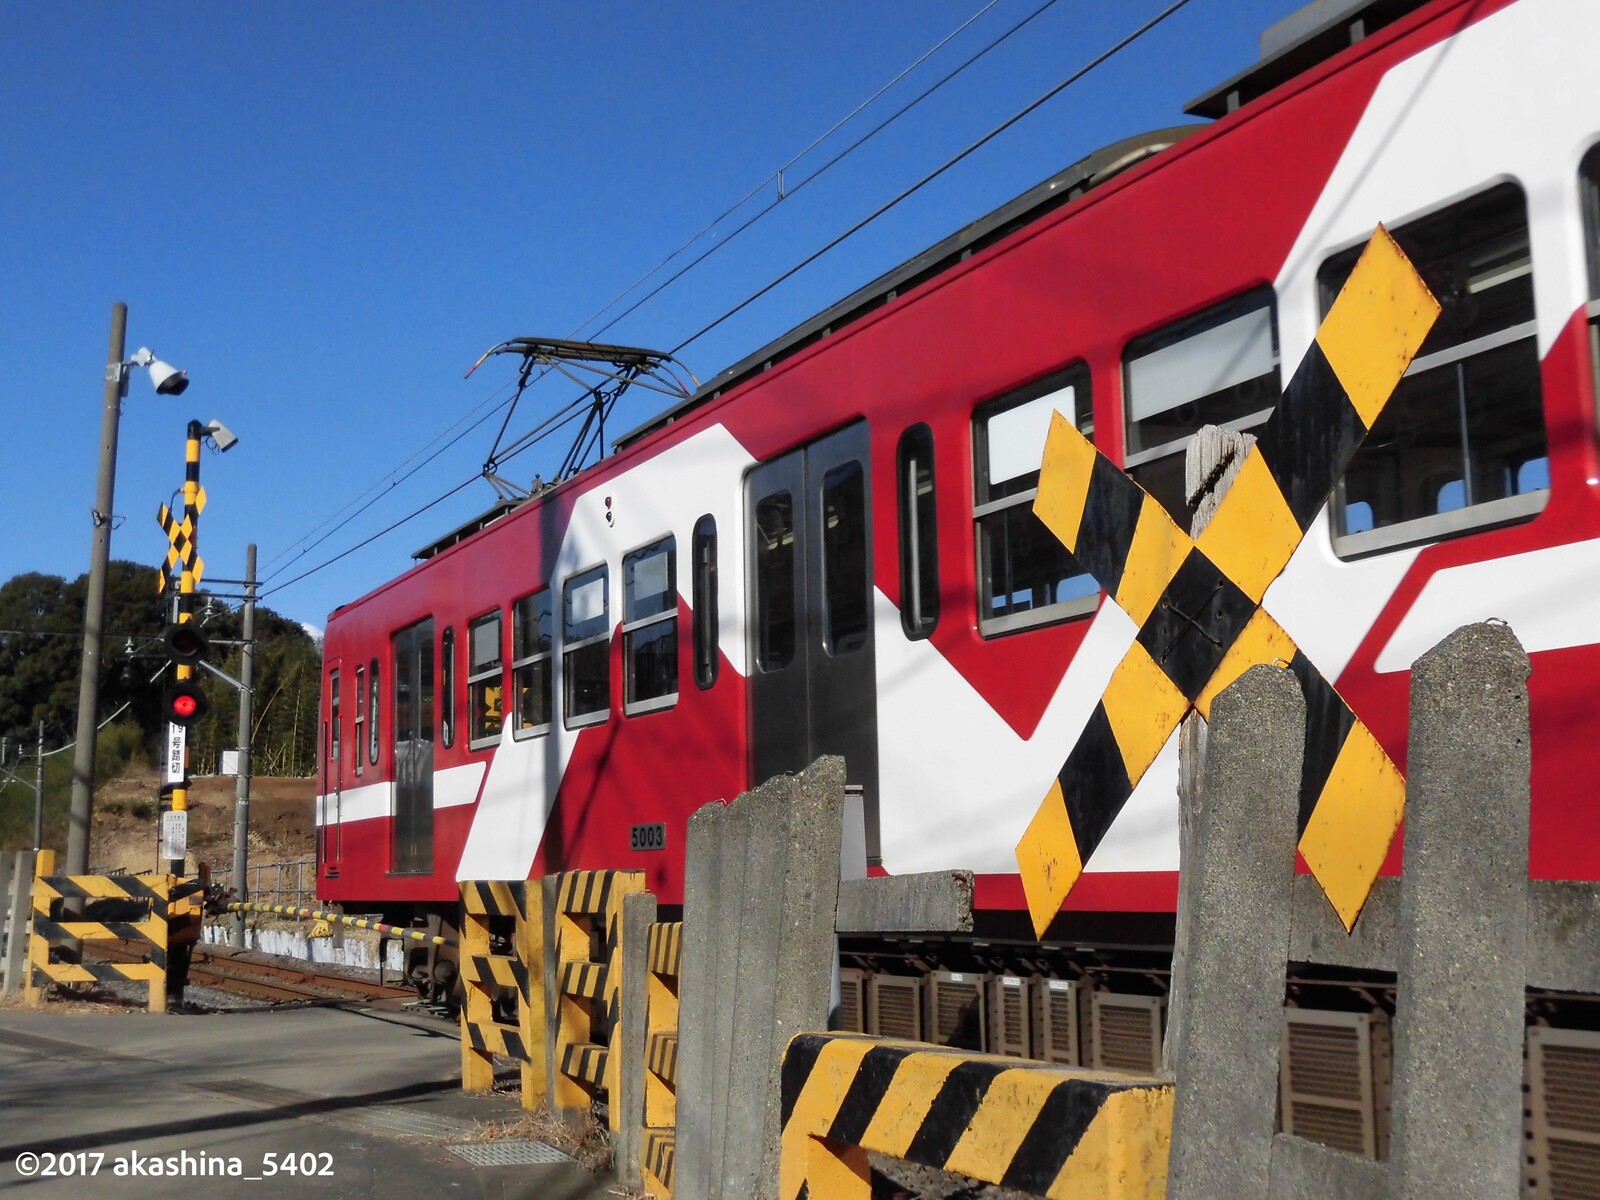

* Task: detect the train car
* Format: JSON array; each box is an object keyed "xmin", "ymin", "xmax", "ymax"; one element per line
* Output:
[{"xmin": 317, "ymin": 0, "xmax": 1598, "ymax": 1047}]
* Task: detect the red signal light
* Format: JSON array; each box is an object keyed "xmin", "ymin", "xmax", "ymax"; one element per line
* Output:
[{"xmin": 163, "ymin": 681, "xmax": 209, "ymax": 727}]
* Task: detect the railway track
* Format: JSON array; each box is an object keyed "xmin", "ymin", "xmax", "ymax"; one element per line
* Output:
[{"xmin": 87, "ymin": 941, "xmax": 418, "ymax": 1005}]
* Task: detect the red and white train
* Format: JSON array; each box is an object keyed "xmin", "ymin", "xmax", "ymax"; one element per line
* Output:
[{"xmin": 317, "ymin": 0, "xmax": 1600, "ymax": 972}]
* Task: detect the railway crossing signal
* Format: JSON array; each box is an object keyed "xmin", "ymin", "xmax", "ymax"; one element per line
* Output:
[
  {"xmin": 162, "ymin": 679, "xmax": 209, "ymax": 727},
  {"xmin": 1015, "ymin": 226, "xmax": 1441, "ymax": 938}
]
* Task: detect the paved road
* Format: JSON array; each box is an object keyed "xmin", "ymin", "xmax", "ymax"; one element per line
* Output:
[{"xmin": 0, "ymin": 1001, "xmax": 625, "ymax": 1200}]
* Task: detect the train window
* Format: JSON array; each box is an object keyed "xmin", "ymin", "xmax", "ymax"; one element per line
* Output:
[
  {"xmin": 624, "ymin": 537, "xmax": 678, "ymax": 714},
  {"xmin": 368, "ymin": 658, "xmax": 380, "ymax": 766},
  {"xmin": 1323, "ymin": 183, "xmax": 1547, "ymax": 556},
  {"xmin": 754, "ymin": 492, "xmax": 796, "ymax": 669},
  {"xmin": 973, "ymin": 366, "xmax": 1098, "ymax": 636},
  {"xmin": 1123, "ymin": 288, "xmax": 1280, "ymax": 525},
  {"xmin": 440, "ymin": 627, "xmax": 455, "ymax": 749},
  {"xmin": 563, "ymin": 564, "xmax": 610, "ymax": 727},
  {"xmin": 511, "ymin": 591, "xmax": 553, "ymax": 737},
  {"xmin": 692, "ymin": 515, "xmax": 718, "ymax": 689},
  {"xmin": 1582, "ymin": 145, "xmax": 1600, "ymax": 441},
  {"xmin": 329, "ymin": 670, "xmax": 341, "ymax": 776},
  {"xmin": 353, "ymin": 665, "xmax": 365, "ymax": 776},
  {"xmin": 467, "ymin": 611, "xmax": 503, "ymax": 748},
  {"xmin": 822, "ymin": 462, "xmax": 869, "ymax": 655},
  {"xmin": 897, "ymin": 425, "xmax": 939, "ymax": 639}
]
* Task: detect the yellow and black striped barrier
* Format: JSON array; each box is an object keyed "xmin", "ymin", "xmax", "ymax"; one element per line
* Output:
[
  {"xmin": 1018, "ymin": 225, "xmax": 1440, "ymax": 936},
  {"xmin": 551, "ymin": 869, "xmax": 645, "ymax": 1126},
  {"xmin": 779, "ymin": 1032, "xmax": 1172, "ymax": 1199},
  {"xmin": 459, "ymin": 879, "xmax": 545, "ymax": 1108},
  {"xmin": 642, "ymin": 920, "xmax": 682, "ymax": 1198},
  {"xmin": 224, "ymin": 901, "xmax": 457, "ymax": 947},
  {"xmin": 24, "ymin": 856, "xmax": 199, "ymax": 1013}
]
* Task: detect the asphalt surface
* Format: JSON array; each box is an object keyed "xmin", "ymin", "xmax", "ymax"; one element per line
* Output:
[{"xmin": 0, "ymin": 999, "xmax": 625, "ymax": 1199}]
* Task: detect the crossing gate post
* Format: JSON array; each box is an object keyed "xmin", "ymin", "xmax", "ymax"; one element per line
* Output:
[
  {"xmin": 548, "ymin": 869, "xmax": 646, "ymax": 1125},
  {"xmin": 458, "ymin": 880, "xmax": 546, "ymax": 1106}
]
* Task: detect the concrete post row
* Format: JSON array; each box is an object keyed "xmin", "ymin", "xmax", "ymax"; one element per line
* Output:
[{"xmin": 1164, "ymin": 621, "xmax": 1543, "ymax": 1200}]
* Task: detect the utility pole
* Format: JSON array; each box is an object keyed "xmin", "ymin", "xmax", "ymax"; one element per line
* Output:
[
  {"xmin": 33, "ymin": 722, "xmax": 44, "ymax": 851},
  {"xmin": 231, "ymin": 545, "xmax": 257, "ymax": 948},
  {"xmin": 67, "ymin": 303, "xmax": 128, "ymax": 876}
]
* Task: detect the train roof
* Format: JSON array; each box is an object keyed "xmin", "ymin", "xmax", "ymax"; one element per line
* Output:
[{"xmin": 612, "ymin": 124, "xmax": 1200, "ymax": 451}]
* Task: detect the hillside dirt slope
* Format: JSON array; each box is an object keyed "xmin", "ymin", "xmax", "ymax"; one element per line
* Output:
[{"xmin": 90, "ymin": 767, "xmax": 315, "ymax": 876}]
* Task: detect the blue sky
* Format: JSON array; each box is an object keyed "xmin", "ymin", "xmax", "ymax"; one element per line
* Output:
[{"xmin": 1, "ymin": 0, "xmax": 1295, "ymax": 632}]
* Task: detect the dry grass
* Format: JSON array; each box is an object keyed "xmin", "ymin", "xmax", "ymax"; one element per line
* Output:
[
  {"xmin": 475, "ymin": 1103, "xmax": 616, "ymax": 1174},
  {"xmin": 0, "ymin": 984, "xmax": 141, "ymax": 1014}
]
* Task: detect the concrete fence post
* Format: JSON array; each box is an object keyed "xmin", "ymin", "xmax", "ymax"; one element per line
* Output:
[
  {"xmin": 1168, "ymin": 664, "xmax": 1304, "ymax": 1200},
  {"xmin": 675, "ymin": 800, "xmax": 725, "ymax": 1200},
  {"xmin": 0, "ymin": 852, "xmax": 16, "ymax": 996},
  {"xmin": 1390, "ymin": 622, "xmax": 1531, "ymax": 1200},
  {"xmin": 618, "ymin": 889, "xmax": 658, "ymax": 1189}
]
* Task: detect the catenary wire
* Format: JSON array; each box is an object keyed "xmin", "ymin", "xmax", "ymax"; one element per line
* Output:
[
  {"xmin": 582, "ymin": 0, "xmax": 1066, "ymax": 347},
  {"xmin": 261, "ymin": 0, "xmax": 1194, "ymax": 602},
  {"xmin": 258, "ymin": 9, "xmax": 1004, "ymax": 582},
  {"xmin": 570, "ymin": 0, "xmax": 1006, "ymax": 339},
  {"xmin": 671, "ymin": 0, "xmax": 1197, "ymax": 357}
]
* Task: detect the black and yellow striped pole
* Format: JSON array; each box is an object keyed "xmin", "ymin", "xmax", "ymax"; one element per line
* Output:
[
  {"xmin": 158, "ymin": 420, "xmax": 209, "ymax": 874},
  {"xmin": 1016, "ymin": 226, "xmax": 1440, "ymax": 938}
]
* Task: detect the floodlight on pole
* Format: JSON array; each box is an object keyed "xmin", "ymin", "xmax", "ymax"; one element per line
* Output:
[{"xmin": 66, "ymin": 305, "xmax": 191, "ymax": 876}]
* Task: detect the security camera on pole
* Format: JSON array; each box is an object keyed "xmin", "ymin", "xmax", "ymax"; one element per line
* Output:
[{"xmin": 66, "ymin": 304, "xmax": 190, "ymax": 879}]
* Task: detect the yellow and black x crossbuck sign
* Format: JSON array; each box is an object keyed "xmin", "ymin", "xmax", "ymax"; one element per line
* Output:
[
  {"xmin": 155, "ymin": 485, "xmax": 207, "ymax": 595},
  {"xmin": 1016, "ymin": 226, "xmax": 1440, "ymax": 937}
]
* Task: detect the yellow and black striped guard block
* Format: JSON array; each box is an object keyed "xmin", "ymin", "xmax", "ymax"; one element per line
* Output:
[
  {"xmin": 1018, "ymin": 226, "xmax": 1439, "ymax": 936},
  {"xmin": 647, "ymin": 920, "xmax": 682, "ymax": 977},
  {"xmin": 25, "ymin": 873, "xmax": 182, "ymax": 1013},
  {"xmin": 459, "ymin": 878, "xmax": 541, "ymax": 1100},
  {"xmin": 642, "ymin": 1128, "xmax": 676, "ymax": 1198},
  {"xmin": 551, "ymin": 869, "xmax": 646, "ymax": 1124},
  {"xmin": 643, "ymin": 918, "xmax": 682, "ymax": 1184},
  {"xmin": 779, "ymin": 1032, "xmax": 1172, "ymax": 1200}
]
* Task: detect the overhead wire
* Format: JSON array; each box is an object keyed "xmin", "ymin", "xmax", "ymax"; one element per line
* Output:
[
  {"xmin": 257, "ymin": 377, "xmax": 518, "ymax": 584},
  {"xmin": 256, "ymin": 4, "xmax": 1023, "ymax": 595},
  {"xmin": 581, "ymin": 0, "xmax": 1067, "ymax": 347},
  {"xmin": 570, "ymin": 0, "xmax": 1006, "ymax": 340},
  {"xmin": 260, "ymin": 0, "xmax": 1196, "ymax": 602},
  {"xmin": 670, "ymin": 0, "xmax": 1198, "ymax": 357}
]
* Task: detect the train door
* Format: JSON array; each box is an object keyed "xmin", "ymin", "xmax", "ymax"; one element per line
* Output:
[
  {"xmin": 746, "ymin": 421, "xmax": 881, "ymax": 859},
  {"xmin": 321, "ymin": 661, "xmax": 342, "ymax": 874},
  {"xmin": 391, "ymin": 618, "xmax": 435, "ymax": 874}
]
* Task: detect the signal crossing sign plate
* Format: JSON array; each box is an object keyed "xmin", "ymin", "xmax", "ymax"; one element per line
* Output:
[{"xmin": 164, "ymin": 723, "xmax": 187, "ymax": 784}]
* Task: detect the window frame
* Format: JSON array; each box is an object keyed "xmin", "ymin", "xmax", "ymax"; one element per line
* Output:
[
  {"xmin": 973, "ymin": 364, "xmax": 1099, "ymax": 637},
  {"xmin": 367, "ymin": 657, "xmax": 381, "ymax": 767},
  {"xmin": 622, "ymin": 536, "xmax": 679, "ymax": 716},
  {"xmin": 1121, "ymin": 286, "xmax": 1281, "ymax": 525},
  {"xmin": 439, "ymin": 626, "xmax": 456, "ymax": 749},
  {"xmin": 1580, "ymin": 143, "xmax": 1600, "ymax": 445},
  {"xmin": 510, "ymin": 590, "xmax": 554, "ymax": 739},
  {"xmin": 691, "ymin": 515, "xmax": 719, "ymax": 689},
  {"xmin": 897, "ymin": 423, "xmax": 940, "ymax": 640},
  {"xmin": 1322, "ymin": 182, "xmax": 1548, "ymax": 559},
  {"xmin": 466, "ymin": 609, "xmax": 504, "ymax": 750},
  {"xmin": 328, "ymin": 669, "xmax": 341, "ymax": 777},
  {"xmin": 562, "ymin": 563, "xmax": 612, "ymax": 730},
  {"xmin": 352, "ymin": 664, "xmax": 364, "ymax": 777}
]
